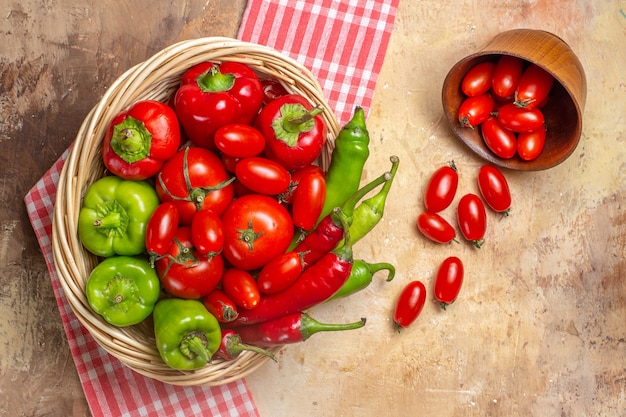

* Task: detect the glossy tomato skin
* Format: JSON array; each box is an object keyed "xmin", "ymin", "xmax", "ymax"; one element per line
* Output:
[
  {"xmin": 457, "ymin": 193, "xmax": 487, "ymax": 248},
  {"xmin": 497, "ymin": 103, "xmax": 545, "ymax": 133},
  {"xmin": 190, "ymin": 209, "xmax": 224, "ymax": 255},
  {"xmin": 416, "ymin": 212, "xmax": 456, "ymax": 244},
  {"xmin": 261, "ymin": 79, "xmax": 289, "ymax": 105},
  {"xmin": 461, "ymin": 61, "xmax": 495, "ymax": 97},
  {"xmin": 257, "ymin": 251, "xmax": 305, "ymax": 294},
  {"xmin": 480, "ymin": 117, "xmax": 517, "ymax": 159},
  {"xmin": 156, "ymin": 147, "xmax": 235, "ymax": 225},
  {"xmin": 214, "ymin": 123, "xmax": 266, "ymax": 158},
  {"xmin": 434, "ymin": 256, "xmax": 464, "ymax": 308},
  {"xmin": 477, "ymin": 165, "xmax": 512, "ymax": 214},
  {"xmin": 517, "ymin": 126, "xmax": 546, "ymax": 161},
  {"xmin": 393, "ymin": 280, "xmax": 427, "ymax": 330},
  {"xmin": 235, "ymin": 156, "xmax": 291, "ymax": 195},
  {"xmin": 291, "ymin": 167, "xmax": 326, "ymax": 231},
  {"xmin": 221, "ymin": 268, "xmax": 261, "ymax": 310},
  {"xmin": 145, "ymin": 202, "xmax": 180, "ymax": 256},
  {"xmin": 458, "ymin": 93, "xmax": 495, "ymax": 128},
  {"xmin": 203, "ymin": 289, "xmax": 239, "ymax": 323},
  {"xmin": 155, "ymin": 226, "xmax": 225, "ymax": 299},
  {"xmin": 514, "ymin": 64, "xmax": 554, "ymax": 109},
  {"xmin": 221, "ymin": 194, "xmax": 294, "ymax": 270},
  {"xmin": 424, "ymin": 162, "xmax": 458, "ymax": 213},
  {"xmin": 491, "ymin": 55, "xmax": 524, "ymax": 100}
]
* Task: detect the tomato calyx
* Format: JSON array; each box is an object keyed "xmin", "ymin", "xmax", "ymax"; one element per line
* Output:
[
  {"xmin": 236, "ymin": 220, "xmax": 265, "ymax": 251},
  {"xmin": 196, "ymin": 65, "xmax": 236, "ymax": 93},
  {"xmin": 272, "ymin": 103, "xmax": 324, "ymax": 147},
  {"xmin": 110, "ymin": 116, "xmax": 152, "ymax": 164}
]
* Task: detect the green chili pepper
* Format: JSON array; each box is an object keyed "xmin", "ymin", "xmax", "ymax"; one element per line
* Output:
[
  {"xmin": 78, "ymin": 175, "xmax": 160, "ymax": 257},
  {"xmin": 318, "ymin": 106, "xmax": 370, "ymax": 222},
  {"xmin": 153, "ymin": 298, "xmax": 222, "ymax": 370},
  {"xmin": 328, "ymin": 259, "xmax": 396, "ymax": 301},
  {"xmin": 85, "ymin": 255, "xmax": 161, "ymax": 326}
]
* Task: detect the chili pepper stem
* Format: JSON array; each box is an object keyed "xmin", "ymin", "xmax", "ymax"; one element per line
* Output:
[
  {"xmin": 331, "ymin": 207, "xmax": 353, "ymax": 262},
  {"xmin": 340, "ymin": 170, "xmax": 392, "ymax": 221},
  {"xmin": 368, "ymin": 262, "xmax": 396, "ymax": 282},
  {"xmin": 300, "ymin": 314, "xmax": 366, "ymax": 341},
  {"xmin": 226, "ymin": 334, "xmax": 277, "ymax": 362}
]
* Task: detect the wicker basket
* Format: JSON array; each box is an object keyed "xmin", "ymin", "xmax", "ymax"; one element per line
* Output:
[{"xmin": 51, "ymin": 37, "xmax": 340, "ymax": 386}]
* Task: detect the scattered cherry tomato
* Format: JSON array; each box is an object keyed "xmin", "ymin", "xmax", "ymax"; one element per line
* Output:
[
  {"xmin": 496, "ymin": 102, "xmax": 545, "ymax": 133},
  {"xmin": 458, "ymin": 93, "xmax": 495, "ymax": 128},
  {"xmin": 291, "ymin": 167, "xmax": 326, "ymax": 231},
  {"xmin": 457, "ymin": 193, "xmax": 487, "ymax": 248},
  {"xmin": 517, "ymin": 126, "xmax": 547, "ymax": 161},
  {"xmin": 423, "ymin": 161, "xmax": 458, "ymax": 213},
  {"xmin": 514, "ymin": 64, "xmax": 554, "ymax": 109},
  {"xmin": 477, "ymin": 165, "xmax": 512, "ymax": 214},
  {"xmin": 214, "ymin": 123, "xmax": 266, "ymax": 158},
  {"xmin": 416, "ymin": 212, "xmax": 456, "ymax": 244},
  {"xmin": 434, "ymin": 256, "xmax": 464, "ymax": 309},
  {"xmin": 393, "ymin": 280, "xmax": 427, "ymax": 331},
  {"xmin": 203, "ymin": 289, "xmax": 239, "ymax": 323},
  {"xmin": 480, "ymin": 117, "xmax": 517, "ymax": 159},
  {"xmin": 222, "ymin": 268, "xmax": 261, "ymax": 310},
  {"xmin": 461, "ymin": 61, "xmax": 495, "ymax": 97},
  {"xmin": 190, "ymin": 209, "xmax": 224, "ymax": 255},
  {"xmin": 491, "ymin": 55, "xmax": 524, "ymax": 100},
  {"xmin": 145, "ymin": 202, "xmax": 179, "ymax": 256},
  {"xmin": 235, "ymin": 156, "xmax": 291, "ymax": 195},
  {"xmin": 257, "ymin": 251, "xmax": 305, "ymax": 294}
]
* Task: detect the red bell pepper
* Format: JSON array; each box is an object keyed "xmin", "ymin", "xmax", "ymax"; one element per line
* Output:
[
  {"xmin": 254, "ymin": 94, "xmax": 327, "ymax": 171},
  {"xmin": 174, "ymin": 61, "xmax": 264, "ymax": 150},
  {"xmin": 102, "ymin": 100, "xmax": 181, "ymax": 180}
]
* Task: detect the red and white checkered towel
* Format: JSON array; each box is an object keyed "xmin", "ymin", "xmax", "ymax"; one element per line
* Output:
[{"xmin": 24, "ymin": 1, "xmax": 398, "ymax": 415}]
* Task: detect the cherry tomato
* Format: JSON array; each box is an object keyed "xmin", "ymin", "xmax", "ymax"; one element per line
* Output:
[
  {"xmin": 221, "ymin": 194, "xmax": 294, "ymax": 270},
  {"xmin": 423, "ymin": 162, "xmax": 458, "ymax": 212},
  {"xmin": 477, "ymin": 165, "xmax": 512, "ymax": 214},
  {"xmin": 416, "ymin": 212, "xmax": 456, "ymax": 244},
  {"xmin": 496, "ymin": 103, "xmax": 545, "ymax": 133},
  {"xmin": 261, "ymin": 79, "xmax": 289, "ymax": 105},
  {"xmin": 220, "ymin": 153, "xmax": 240, "ymax": 173},
  {"xmin": 155, "ymin": 226, "xmax": 225, "ymax": 299},
  {"xmin": 491, "ymin": 55, "xmax": 524, "ymax": 100},
  {"xmin": 145, "ymin": 202, "xmax": 179, "ymax": 256},
  {"xmin": 514, "ymin": 64, "xmax": 554, "ymax": 109},
  {"xmin": 203, "ymin": 289, "xmax": 239, "ymax": 323},
  {"xmin": 222, "ymin": 268, "xmax": 261, "ymax": 310},
  {"xmin": 280, "ymin": 165, "xmax": 324, "ymax": 205},
  {"xmin": 458, "ymin": 93, "xmax": 495, "ymax": 128},
  {"xmin": 190, "ymin": 209, "xmax": 224, "ymax": 255},
  {"xmin": 291, "ymin": 167, "xmax": 326, "ymax": 231},
  {"xmin": 434, "ymin": 256, "xmax": 464, "ymax": 309},
  {"xmin": 235, "ymin": 156, "xmax": 291, "ymax": 195},
  {"xmin": 393, "ymin": 280, "xmax": 427, "ymax": 331},
  {"xmin": 257, "ymin": 251, "xmax": 305, "ymax": 294},
  {"xmin": 457, "ymin": 193, "xmax": 487, "ymax": 248},
  {"xmin": 480, "ymin": 117, "xmax": 517, "ymax": 159},
  {"xmin": 214, "ymin": 123, "xmax": 266, "ymax": 158},
  {"xmin": 461, "ymin": 61, "xmax": 495, "ymax": 97},
  {"xmin": 517, "ymin": 126, "xmax": 547, "ymax": 161}
]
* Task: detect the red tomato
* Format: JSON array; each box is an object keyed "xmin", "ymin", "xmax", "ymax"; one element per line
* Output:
[
  {"xmin": 458, "ymin": 93, "xmax": 495, "ymax": 128},
  {"xmin": 497, "ymin": 103, "xmax": 545, "ymax": 133},
  {"xmin": 416, "ymin": 212, "xmax": 456, "ymax": 244},
  {"xmin": 393, "ymin": 280, "xmax": 427, "ymax": 330},
  {"xmin": 145, "ymin": 202, "xmax": 179, "ymax": 256},
  {"xmin": 423, "ymin": 162, "xmax": 458, "ymax": 212},
  {"xmin": 221, "ymin": 194, "xmax": 294, "ymax": 270},
  {"xmin": 190, "ymin": 209, "xmax": 224, "ymax": 255},
  {"xmin": 514, "ymin": 64, "xmax": 554, "ymax": 109},
  {"xmin": 203, "ymin": 289, "xmax": 239, "ymax": 323},
  {"xmin": 480, "ymin": 117, "xmax": 517, "ymax": 159},
  {"xmin": 156, "ymin": 147, "xmax": 235, "ymax": 225},
  {"xmin": 491, "ymin": 55, "xmax": 524, "ymax": 100},
  {"xmin": 155, "ymin": 226, "xmax": 225, "ymax": 299},
  {"xmin": 235, "ymin": 156, "xmax": 291, "ymax": 195},
  {"xmin": 257, "ymin": 251, "xmax": 305, "ymax": 294},
  {"xmin": 261, "ymin": 79, "xmax": 289, "ymax": 105},
  {"xmin": 517, "ymin": 126, "xmax": 546, "ymax": 161},
  {"xmin": 220, "ymin": 153, "xmax": 240, "ymax": 173},
  {"xmin": 280, "ymin": 165, "xmax": 324, "ymax": 205},
  {"xmin": 434, "ymin": 256, "xmax": 464, "ymax": 308},
  {"xmin": 461, "ymin": 61, "xmax": 495, "ymax": 97},
  {"xmin": 291, "ymin": 167, "xmax": 326, "ymax": 231},
  {"xmin": 214, "ymin": 123, "xmax": 266, "ymax": 158},
  {"xmin": 457, "ymin": 193, "xmax": 487, "ymax": 248},
  {"xmin": 222, "ymin": 268, "xmax": 261, "ymax": 310},
  {"xmin": 477, "ymin": 165, "xmax": 512, "ymax": 214}
]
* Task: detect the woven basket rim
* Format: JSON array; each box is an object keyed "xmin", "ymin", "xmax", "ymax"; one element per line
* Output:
[{"xmin": 51, "ymin": 36, "xmax": 340, "ymax": 386}]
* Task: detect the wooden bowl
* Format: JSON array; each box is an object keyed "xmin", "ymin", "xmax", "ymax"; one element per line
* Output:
[{"xmin": 442, "ymin": 29, "xmax": 587, "ymax": 171}]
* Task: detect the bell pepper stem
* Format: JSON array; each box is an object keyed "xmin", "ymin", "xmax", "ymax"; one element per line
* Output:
[
  {"xmin": 196, "ymin": 64, "xmax": 236, "ymax": 93},
  {"xmin": 93, "ymin": 211, "xmax": 123, "ymax": 230},
  {"xmin": 180, "ymin": 331, "xmax": 212, "ymax": 364},
  {"xmin": 110, "ymin": 116, "xmax": 152, "ymax": 164},
  {"xmin": 299, "ymin": 313, "xmax": 366, "ymax": 342}
]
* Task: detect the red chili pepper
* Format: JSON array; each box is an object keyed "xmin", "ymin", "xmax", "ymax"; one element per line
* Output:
[
  {"xmin": 230, "ymin": 208, "xmax": 354, "ymax": 326},
  {"xmin": 174, "ymin": 61, "xmax": 264, "ymax": 150},
  {"xmin": 235, "ymin": 312, "xmax": 366, "ymax": 347},
  {"xmin": 202, "ymin": 289, "xmax": 238, "ymax": 323},
  {"xmin": 216, "ymin": 328, "xmax": 276, "ymax": 361}
]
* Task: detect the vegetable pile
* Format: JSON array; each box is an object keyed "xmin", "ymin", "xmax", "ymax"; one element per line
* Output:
[{"xmin": 78, "ymin": 60, "xmax": 400, "ymax": 370}]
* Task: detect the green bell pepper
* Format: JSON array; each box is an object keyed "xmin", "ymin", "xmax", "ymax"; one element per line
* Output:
[
  {"xmin": 78, "ymin": 175, "xmax": 160, "ymax": 257},
  {"xmin": 153, "ymin": 298, "xmax": 222, "ymax": 370},
  {"xmin": 85, "ymin": 255, "xmax": 161, "ymax": 327}
]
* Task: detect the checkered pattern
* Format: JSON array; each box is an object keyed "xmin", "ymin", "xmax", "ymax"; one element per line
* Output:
[{"xmin": 24, "ymin": 0, "xmax": 398, "ymax": 415}]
